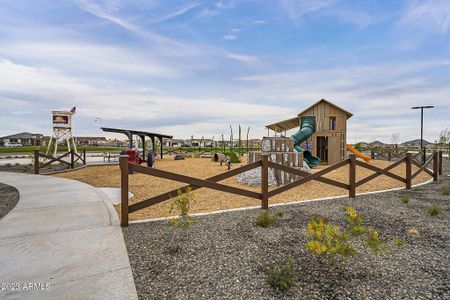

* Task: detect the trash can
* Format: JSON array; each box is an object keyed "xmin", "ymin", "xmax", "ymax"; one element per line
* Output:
[{"xmin": 147, "ymin": 151, "xmax": 155, "ymax": 167}]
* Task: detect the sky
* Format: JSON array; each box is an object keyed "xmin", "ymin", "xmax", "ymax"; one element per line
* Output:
[{"xmin": 0, "ymin": 0, "xmax": 449, "ymax": 143}]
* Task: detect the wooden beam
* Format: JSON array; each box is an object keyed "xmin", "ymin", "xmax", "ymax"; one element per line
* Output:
[
  {"xmin": 355, "ymin": 157, "xmax": 405, "ymax": 187},
  {"xmin": 120, "ymin": 155, "xmax": 129, "ymax": 227},
  {"xmin": 349, "ymin": 154, "xmax": 356, "ymax": 198},
  {"xmin": 268, "ymin": 159, "xmax": 349, "ymax": 198},
  {"xmin": 268, "ymin": 161, "xmax": 349, "ymax": 190},
  {"xmin": 128, "ymin": 160, "xmax": 263, "ymax": 213},
  {"xmin": 261, "ymin": 154, "xmax": 269, "ymax": 209},
  {"xmin": 355, "ymin": 160, "xmax": 406, "ymax": 183}
]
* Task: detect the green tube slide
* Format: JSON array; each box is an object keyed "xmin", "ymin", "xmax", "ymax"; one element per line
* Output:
[{"xmin": 291, "ymin": 116, "xmax": 321, "ymax": 168}]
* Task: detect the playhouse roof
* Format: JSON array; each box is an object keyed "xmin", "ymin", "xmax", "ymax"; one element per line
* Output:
[
  {"xmin": 297, "ymin": 99, "xmax": 353, "ymax": 118},
  {"xmin": 265, "ymin": 98, "xmax": 353, "ymax": 133}
]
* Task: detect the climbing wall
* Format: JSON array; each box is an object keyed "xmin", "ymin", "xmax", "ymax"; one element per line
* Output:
[{"xmin": 248, "ymin": 137, "xmax": 305, "ymax": 186}]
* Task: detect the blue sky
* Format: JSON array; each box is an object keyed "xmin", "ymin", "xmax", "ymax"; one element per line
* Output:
[{"xmin": 0, "ymin": 0, "xmax": 449, "ymax": 142}]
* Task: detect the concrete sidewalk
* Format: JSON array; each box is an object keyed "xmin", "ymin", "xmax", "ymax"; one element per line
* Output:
[{"xmin": 0, "ymin": 172, "xmax": 138, "ymax": 299}]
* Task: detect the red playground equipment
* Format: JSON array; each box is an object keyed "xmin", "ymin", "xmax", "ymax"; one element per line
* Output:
[{"xmin": 126, "ymin": 149, "xmax": 143, "ymax": 165}]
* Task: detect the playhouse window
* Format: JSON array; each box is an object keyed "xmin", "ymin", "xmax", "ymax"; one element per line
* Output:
[{"xmin": 329, "ymin": 117, "xmax": 337, "ymax": 130}]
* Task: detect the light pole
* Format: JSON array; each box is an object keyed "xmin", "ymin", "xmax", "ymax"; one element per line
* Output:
[{"xmin": 411, "ymin": 105, "xmax": 433, "ymax": 163}]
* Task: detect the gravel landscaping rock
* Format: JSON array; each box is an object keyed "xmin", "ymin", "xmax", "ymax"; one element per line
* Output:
[
  {"xmin": 122, "ymin": 160, "xmax": 449, "ymax": 299},
  {"xmin": 0, "ymin": 183, "xmax": 19, "ymax": 219}
]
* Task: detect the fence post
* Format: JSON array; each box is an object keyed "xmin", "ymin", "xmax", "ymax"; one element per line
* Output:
[
  {"xmin": 433, "ymin": 151, "xmax": 438, "ymax": 182},
  {"xmin": 70, "ymin": 150, "xmax": 74, "ymax": 169},
  {"xmin": 438, "ymin": 150, "xmax": 442, "ymax": 175},
  {"xmin": 83, "ymin": 148, "xmax": 86, "ymax": 165},
  {"xmin": 261, "ymin": 154, "xmax": 269, "ymax": 209},
  {"xmin": 120, "ymin": 155, "xmax": 129, "ymax": 227},
  {"xmin": 34, "ymin": 149, "xmax": 39, "ymax": 174},
  {"xmin": 388, "ymin": 149, "xmax": 391, "ymax": 161},
  {"xmin": 405, "ymin": 153, "xmax": 412, "ymax": 189},
  {"xmin": 349, "ymin": 154, "xmax": 356, "ymax": 198},
  {"xmin": 422, "ymin": 147, "xmax": 426, "ymax": 165}
]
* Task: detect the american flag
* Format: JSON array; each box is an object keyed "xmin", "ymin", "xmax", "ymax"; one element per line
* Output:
[{"xmin": 70, "ymin": 106, "xmax": 76, "ymax": 114}]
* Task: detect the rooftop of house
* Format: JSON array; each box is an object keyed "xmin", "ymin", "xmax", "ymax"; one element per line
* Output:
[{"xmin": 1, "ymin": 132, "xmax": 44, "ymax": 139}]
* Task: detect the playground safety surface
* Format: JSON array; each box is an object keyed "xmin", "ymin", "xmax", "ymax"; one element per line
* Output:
[{"xmin": 54, "ymin": 157, "xmax": 431, "ymax": 220}]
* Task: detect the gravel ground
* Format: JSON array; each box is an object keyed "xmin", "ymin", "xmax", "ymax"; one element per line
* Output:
[
  {"xmin": 123, "ymin": 161, "xmax": 450, "ymax": 300},
  {"xmin": 0, "ymin": 183, "xmax": 19, "ymax": 219}
]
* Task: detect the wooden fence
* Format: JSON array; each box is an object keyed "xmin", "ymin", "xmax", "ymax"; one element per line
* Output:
[
  {"xmin": 34, "ymin": 149, "xmax": 86, "ymax": 174},
  {"xmin": 119, "ymin": 151, "xmax": 443, "ymax": 226}
]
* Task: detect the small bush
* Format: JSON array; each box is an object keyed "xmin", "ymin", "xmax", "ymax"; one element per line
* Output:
[
  {"xmin": 223, "ymin": 151, "xmax": 240, "ymax": 163},
  {"xmin": 275, "ymin": 211, "xmax": 284, "ymax": 218},
  {"xmin": 305, "ymin": 206, "xmax": 387, "ymax": 264},
  {"xmin": 169, "ymin": 187, "xmax": 196, "ymax": 229},
  {"xmin": 266, "ymin": 258, "xmax": 297, "ymax": 292},
  {"xmin": 441, "ymin": 187, "xmax": 449, "ymax": 196},
  {"xmin": 392, "ymin": 237, "xmax": 406, "ymax": 247},
  {"xmin": 256, "ymin": 211, "xmax": 275, "ymax": 228},
  {"xmin": 400, "ymin": 195, "xmax": 410, "ymax": 204},
  {"xmin": 428, "ymin": 204, "xmax": 441, "ymax": 217}
]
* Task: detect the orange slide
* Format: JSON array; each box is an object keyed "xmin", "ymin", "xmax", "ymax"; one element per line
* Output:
[{"xmin": 346, "ymin": 144, "xmax": 371, "ymax": 162}]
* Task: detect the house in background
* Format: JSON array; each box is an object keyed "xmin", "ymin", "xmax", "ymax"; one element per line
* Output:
[
  {"xmin": 76, "ymin": 136, "xmax": 108, "ymax": 147},
  {"xmin": 0, "ymin": 132, "xmax": 43, "ymax": 146}
]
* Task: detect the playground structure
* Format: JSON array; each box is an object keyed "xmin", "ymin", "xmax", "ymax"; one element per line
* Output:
[
  {"xmin": 46, "ymin": 109, "xmax": 78, "ymax": 156},
  {"xmin": 347, "ymin": 144, "xmax": 371, "ymax": 162},
  {"xmin": 266, "ymin": 98, "xmax": 353, "ymax": 166}
]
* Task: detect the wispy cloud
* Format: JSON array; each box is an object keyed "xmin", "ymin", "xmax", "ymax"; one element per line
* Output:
[
  {"xmin": 399, "ymin": 0, "xmax": 450, "ymax": 34},
  {"xmin": 0, "ymin": 59, "xmax": 289, "ymax": 137},
  {"xmin": 223, "ymin": 34, "xmax": 237, "ymax": 40},
  {"xmin": 149, "ymin": 2, "xmax": 201, "ymax": 24},
  {"xmin": 280, "ymin": 0, "xmax": 337, "ymax": 19},
  {"xmin": 279, "ymin": 0, "xmax": 380, "ymax": 28},
  {"xmin": 75, "ymin": 0, "xmax": 255, "ymax": 64}
]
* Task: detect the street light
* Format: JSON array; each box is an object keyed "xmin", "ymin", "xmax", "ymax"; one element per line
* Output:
[{"xmin": 411, "ymin": 105, "xmax": 434, "ymax": 163}]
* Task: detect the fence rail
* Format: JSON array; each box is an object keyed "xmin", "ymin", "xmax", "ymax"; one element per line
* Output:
[
  {"xmin": 119, "ymin": 151, "xmax": 444, "ymax": 226},
  {"xmin": 34, "ymin": 149, "xmax": 86, "ymax": 174}
]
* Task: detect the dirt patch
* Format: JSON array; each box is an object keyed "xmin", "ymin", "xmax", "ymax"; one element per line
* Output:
[{"xmin": 53, "ymin": 157, "xmax": 431, "ymax": 220}]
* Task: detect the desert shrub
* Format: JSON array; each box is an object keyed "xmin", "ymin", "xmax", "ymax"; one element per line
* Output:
[
  {"xmin": 275, "ymin": 211, "xmax": 284, "ymax": 218},
  {"xmin": 428, "ymin": 204, "xmax": 441, "ymax": 217},
  {"xmin": 266, "ymin": 258, "xmax": 297, "ymax": 292},
  {"xmin": 392, "ymin": 237, "xmax": 406, "ymax": 247},
  {"xmin": 400, "ymin": 195, "xmax": 410, "ymax": 204},
  {"xmin": 166, "ymin": 188, "xmax": 196, "ymax": 254},
  {"xmin": 168, "ymin": 187, "xmax": 196, "ymax": 229},
  {"xmin": 306, "ymin": 216, "xmax": 355, "ymax": 261},
  {"xmin": 305, "ymin": 206, "xmax": 387, "ymax": 263},
  {"xmin": 223, "ymin": 151, "xmax": 240, "ymax": 163},
  {"xmin": 256, "ymin": 211, "xmax": 275, "ymax": 228},
  {"xmin": 441, "ymin": 187, "xmax": 449, "ymax": 196}
]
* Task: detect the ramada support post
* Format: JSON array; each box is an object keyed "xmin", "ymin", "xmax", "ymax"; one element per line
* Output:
[
  {"xmin": 349, "ymin": 154, "xmax": 356, "ymax": 198},
  {"xmin": 261, "ymin": 154, "xmax": 269, "ymax": 209},
  {"xmin": 139, "ymin": 135, "xmax": 146, "ymax": 161},
  {"xmin": 120, "ymin": 155, "xmax": 129, "ymax": 227},
  {"xmin": 405, "ymin": 153, "xmax": 412, "ymax": 189},
  {"xmin": 159, "ymin": 136, "xmax": 163, "ymax": 158},
  {"xmin": 151, "ymin": 136, "xmax": 155, "ymax": 155}
]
